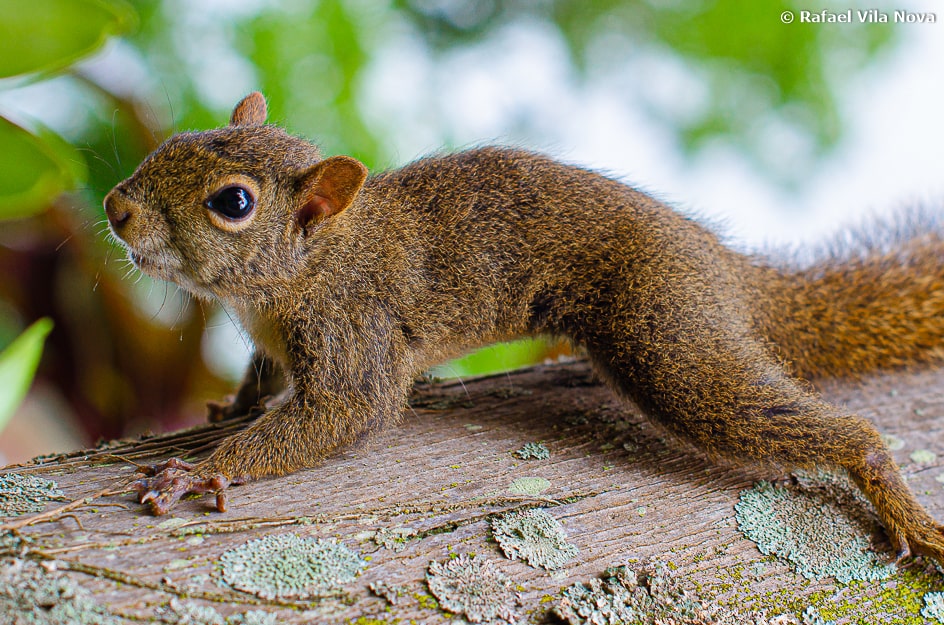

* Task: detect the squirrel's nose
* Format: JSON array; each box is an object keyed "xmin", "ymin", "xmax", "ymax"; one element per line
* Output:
[{"xmin": 104, "ymin": 188, "xmax": 134, "ymax": 230}]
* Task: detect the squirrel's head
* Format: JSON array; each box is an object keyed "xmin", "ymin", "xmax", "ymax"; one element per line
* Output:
[{"xmin": 104, "ymin": 92, "xmax": 368, "ymax": 300}]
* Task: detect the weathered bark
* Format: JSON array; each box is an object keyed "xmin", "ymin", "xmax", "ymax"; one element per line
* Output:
[{"xmin": 2, "ymin": 361, "xmax": 944, "ymax": 623}]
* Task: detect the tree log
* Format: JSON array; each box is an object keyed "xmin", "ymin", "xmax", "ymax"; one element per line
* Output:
[{"xmin": 2, "ymin": 361, "xmax": 944, "ymax": 623}]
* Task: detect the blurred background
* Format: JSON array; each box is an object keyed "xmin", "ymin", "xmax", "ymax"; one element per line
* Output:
[{"xmin": 0, "ymin": 0, "xmax": 941, "ymax": 463}]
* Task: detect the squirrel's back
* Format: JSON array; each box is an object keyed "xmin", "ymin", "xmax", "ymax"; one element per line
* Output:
[{"xmin": 366, "ymin": 149, "xmax": 944, "ymax": 382}]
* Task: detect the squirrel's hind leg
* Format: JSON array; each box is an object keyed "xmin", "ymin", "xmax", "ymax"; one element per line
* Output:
[
  {"xmin": 592, "ymin": 343, "xmax": 944, "ymax": 564},
  {"xmin": 847, "ymin": 446, "xmax": 944, "ymax": 563}
]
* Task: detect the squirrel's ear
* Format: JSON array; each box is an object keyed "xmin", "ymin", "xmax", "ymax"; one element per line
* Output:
[
  {"xmin": 295, "ymin": 156, "xmax": 368, "ymax": 229},
  {"xmin": 230, "ymin": 92, "xmax": 268, "ymax": 126}
]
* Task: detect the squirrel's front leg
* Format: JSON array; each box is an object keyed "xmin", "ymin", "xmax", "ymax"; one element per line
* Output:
[
  {"xmin": 136, "ymin": 382, "xmax": 404, "ymax": 514},
  {"xmin": 136, "ymin": 322, "xmax": 410, "ymax": 515}
]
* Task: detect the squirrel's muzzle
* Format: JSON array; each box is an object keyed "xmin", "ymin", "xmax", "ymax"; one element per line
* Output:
[{"xmin": 104, "ymin": 187, "xmax": 135, "ymax": 232}]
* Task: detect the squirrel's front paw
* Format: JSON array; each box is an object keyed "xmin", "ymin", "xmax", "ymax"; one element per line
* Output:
[
  {"xmin": 132, "ymin": 458, "xmax": 245, "ymax": 515},
  {"xmin": 206, "ymin": 398, "xmax": 268, "ymax": 423},
  {"xmin": 206, "ymin": 398, "xmax": 240, "ymax": 423}
]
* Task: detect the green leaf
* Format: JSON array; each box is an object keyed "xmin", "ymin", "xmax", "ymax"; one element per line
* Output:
[
  {"xmin": 0, "ymin": 318, "xmax": 53, "ymax": 434},
  {"xmin": 0, "ymin": 0, "xmax": 136, "ymax": 79},
  {"xmin": 429, "ymin": 339, "xmax": 550, "ymax": 379},
  {"xmin": 0, "ymin": 116, "xmax": 85, "ymax": 219}
]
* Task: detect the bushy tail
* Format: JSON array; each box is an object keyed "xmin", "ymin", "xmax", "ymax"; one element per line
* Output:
[{"xmin": 757, "ymin": 212, "xmax": 944, "ymax": 380}]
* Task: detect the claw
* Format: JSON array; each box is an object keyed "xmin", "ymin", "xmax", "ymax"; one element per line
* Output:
[
  {"xmin": 889, "ymin": 528, "xmax": 911, "ymax": 565},
  {"xmin": 135, "ymin": 457, "xmax": 195, "ymax": 477},
  {"xmin": 893, "ymin": 545, "xmax": 912, "ymax": 566},
  {"xmin": 130, "ymin": 456, "xmax": 242, "ymax": 515}
]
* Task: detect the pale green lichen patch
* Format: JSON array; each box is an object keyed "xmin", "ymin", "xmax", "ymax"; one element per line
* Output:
[
  {"xmin": 157, "ymin": 599, "xmax": 224, "ymax": 624},
  {"xmin": 910, "ymin": 449, "xmax": 937, "ymax": 465},
  {"xmin": 880, "ymin": 433, "xmax": 905, "ymax": 451},
  {"xmin": 508, "ymin": 477, "xmax": 550, "ymax": 496},
  {"xmin": 0, "ymin": 557, "xmax": 123, "ymax": 625},
  {"xmin": 225, "ymin": 613, "xmax": 278, "ymax": 625},
  {"xmin": 735, "ymin": 478, "xmax": 895, "ymax": 584},
  {"xmin": 923, "ymin": 591, "xmax": 944, "ymax": 623},
  {"xmin": 373, "ymin": 526, "xmax": 417, "ymax": 552},
  {"xmin": 156, "ymin": 516, "xmax": 190, "ymax": 531},
  {"xmin": 0, "ymin": 473, "xmax": 65, "ymax": 517},
  {"xmin": 369, "ymin": 580, "xmax": 407, "ymax": 606},
  {"xmin": 514, "ymin": 443, "xmax": 549, "ymax": 460},
  {"xmin": 219, "ymin": 534, "xmax": 366, "ymax": 600},
  {"xmin": 426, "ymin": 554, "xmax": 519, "ymax": 623},
  {"xmin": 490, "ymin": 508, "xmax": 577, "ymax": 570},
  {"xmin": 556, "ymin": 561, "xmax": 752, "ymax": 625},
  {"xmin": 156, "ymin": 599, "xmax": 279, "ymax": 625}
]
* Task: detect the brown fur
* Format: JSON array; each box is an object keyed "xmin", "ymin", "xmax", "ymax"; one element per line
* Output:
[{"xmin": 105, "ymin": 93, "xmax": 944, "ymax": 562}]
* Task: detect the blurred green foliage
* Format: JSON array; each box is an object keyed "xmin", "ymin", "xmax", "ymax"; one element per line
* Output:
[
  {"xmin": 396, "ymin": 0, "xmax": 894, "ymax": 175},
  {"xmin": 0, "ymin": 0, "xmax": 132, "ymax": 217},
  {"xmin": 0, "ymin": 0, "xmax": 900, "ymax": 440},
  {"xmin": 0, "ymin": 0, "xmax": 134, "ymax": 432},
  {"xmin": 0, "ymin": 0, "xmax": 134, "ymax": 79},
  {"xmin": 0, "ymin": 319, "xmax": 53, "ymax": 432},
  {"xmin": 0, "ymin": 118, "xmax": 84, "ymax": 219}
]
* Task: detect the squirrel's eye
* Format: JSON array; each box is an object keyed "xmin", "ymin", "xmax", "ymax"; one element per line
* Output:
[{"xmin": 207, "ymin": 185, "xmax": 255, "ymax": 220}]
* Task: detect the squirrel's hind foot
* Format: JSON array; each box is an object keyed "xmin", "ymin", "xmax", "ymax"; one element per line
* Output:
[
  {"xmin": 132, "ymin": 457, "xmax": 245, "ymax": 515},
  {"xmin": 848, "ymin": 449, "xmax": 944, "ymax": 567},
  {"xmin": 888, "ymin": 519, "xmax": 944, "ymax": 567}
]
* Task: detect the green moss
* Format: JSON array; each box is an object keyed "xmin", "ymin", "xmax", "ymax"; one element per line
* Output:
[
  {"xmin": 426, "ymin": 554, "xmax": 519, "ymax": 623},
  {"xmin": 735, "ymin": 477, "xmax": 894, "ymax": 583},
  {"xmin": 0, "ymin": 473, "xmax": 65, "ymax": 517},
  {"xmin": 218, "ymin": 534, "xmax": 366, "ymax": 600},
  {"xmin": 709, "ymin": 559, "xmax": 939, "ymax": 622},
  {"xmin": 412, "ymin": 592, "xmax": 440, "ymax": 610},
  {"xmin": 0, "ymin": 557, "xmax": 123, "ymax": 625},
  {"xmin": 801, "ymin": 605, "xmax": 835, "ymax": 625},
  {"xmin": 491, "ymin": 508, "xmax": 577, "ymax": 570}
]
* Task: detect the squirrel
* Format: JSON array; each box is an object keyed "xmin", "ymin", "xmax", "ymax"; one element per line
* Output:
[{"xmin": 104, "ymin": 91, "xmax": 944, "ymax": 563}]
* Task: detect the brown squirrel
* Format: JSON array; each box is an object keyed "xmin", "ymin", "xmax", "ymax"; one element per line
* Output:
[{"xmin": 104, "ymin": 92, "xmax": 944, "ymax": 563}]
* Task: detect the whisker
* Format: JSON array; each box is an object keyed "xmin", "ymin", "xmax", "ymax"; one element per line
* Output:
[
  {"xmin": 77, "ymin": 145, "xmax": 119, "ymax": 178},
  {"xmin": 170, "ymin": 283, "xmax": 189, "ymax": 331},
  {"xmin": 162, "ymin": 81, "xmax": 177, "ymax": 136},
  {"xmin": 55, "ymin": 234, "xmax": 75, "ymax": 252}
]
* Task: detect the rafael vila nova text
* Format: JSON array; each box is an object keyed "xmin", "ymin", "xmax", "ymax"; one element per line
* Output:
[{"xmin": 796, "ymin": 9, "xmax": 936, "ymax": 23}]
